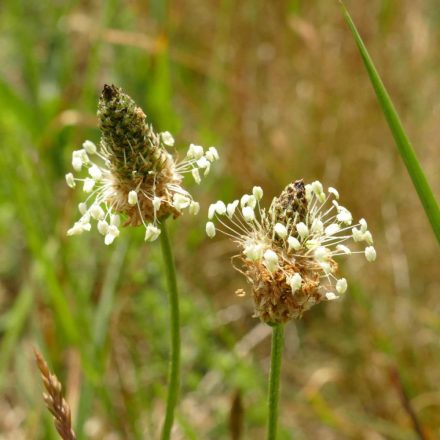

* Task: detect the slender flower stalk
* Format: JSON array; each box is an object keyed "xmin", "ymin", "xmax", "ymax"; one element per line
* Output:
[
  {"xmin": 65, "ymin": 85, "xmax": 218, "ymax": 436},
  {"xmin": 206, "ymin": 179, "xmax": 376, "ymax": 437},
  {"xmin": 267, "ymin": 323, "xmax": 284, "ymax": 440}
]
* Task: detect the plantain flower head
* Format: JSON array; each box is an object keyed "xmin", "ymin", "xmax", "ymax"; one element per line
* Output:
[
  {"xmin": 206, "ymin": 180, "xmax": 376, "ymax": 324},
  {"xmin": 66, "ymin": 84, "xmax": 218, "ymax": 244}
]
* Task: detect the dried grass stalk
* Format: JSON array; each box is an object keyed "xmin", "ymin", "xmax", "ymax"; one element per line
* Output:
[{"xmin": 34, "ymin": 349, "xmax": 76, "ymax": 440}]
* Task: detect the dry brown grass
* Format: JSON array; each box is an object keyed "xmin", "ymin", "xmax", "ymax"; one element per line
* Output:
[{"xmin": 34, "ymin": 350, "xmax": 76, "ymax": 440}]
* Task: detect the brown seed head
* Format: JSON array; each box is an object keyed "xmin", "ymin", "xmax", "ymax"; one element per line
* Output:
[{"xmin": 34, "ymin": 349, "xmax": 76, "ymax": 440}]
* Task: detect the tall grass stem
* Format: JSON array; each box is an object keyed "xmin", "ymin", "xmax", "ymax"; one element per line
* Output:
[
  {"xmin": 267, "ymin": 323, "xmax": 284, "ymax": 440},
  {"xmin": 159, "ymin": 220, "xmax": 181, "ymax": 440},
  {"xmin": 340, "ymin": 1, "xmax": 440, "ymax": 245}
]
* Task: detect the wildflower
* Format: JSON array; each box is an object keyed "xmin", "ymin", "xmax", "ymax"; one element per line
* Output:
[
  {"xmin": 65, "ymin": 84, "xmax": 218, "ymax": 245},
  {"xmin": 206, "ymin": 179, "xmax": 376, "ymax": 323}
]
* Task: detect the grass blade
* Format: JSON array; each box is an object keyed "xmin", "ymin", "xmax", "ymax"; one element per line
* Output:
[
  {"xmin": 0, "ymin": 283, "xmax": 33, "ymax": 391},
  {"xmin": 340, "ymin": 1, "xmax": 440, "ymax": 244},
  {"xmin": 74, "ymin": 239, "xmax": 128, "ymax": 437}
]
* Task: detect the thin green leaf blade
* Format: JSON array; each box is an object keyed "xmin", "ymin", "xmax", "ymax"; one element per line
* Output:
[{"xmin": 340, "ymin": 1, "xmax": 440, "ymax": 244}]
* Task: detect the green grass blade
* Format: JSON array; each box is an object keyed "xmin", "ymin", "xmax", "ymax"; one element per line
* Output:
[
  {"xmin": 0, "ymin": 283, "xmax": 33, "ymax": 391},
  {"xmin": 340, "ymin": 1, "xmax": 440, "ymax": 244},
  {"xmin": 74, "ymin": 239, "xmax": 128, "ymax": 437}
]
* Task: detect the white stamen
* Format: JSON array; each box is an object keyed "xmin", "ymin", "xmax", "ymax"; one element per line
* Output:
[
  {"xmin": 83, "ymin": 140, "xmax": 97, "ymax": 155},
  {"xmin": 320, "ymin": 262, "xmax": 332, "ymax": 274},
  {"xmin": 196, "ymin": 157, "xmax": 209, "ymax": 169},
  {"xmin": 363, "ymin": 230, "xmax": 373, "ymax": 245},
  {"xmin": 206, "ymin": 146, "xmax": 219, "ymax": 162},
  {"xmin": 104, "ymin": 225, "xmax": 120, "ymax": 245},
  {"xmin": 72, "ymin": 155, "xmax": 83, "ymax": 172},
  {"xmin": 128, "ymin": 190, "xmax": 138, "ymax": 205},
  {"xmin": 88, "ymin": 165, "xmax": 102, "ymax": 180},
  {"xmin": 314, "ymin": 246, "xmax": 330, "ymax": 261},
  {"xmin": 65, "ymin": 173, "xmax": 75, "ymax": 188},
  {"xmin": 161, "ymin": 131, "xmax": 175, "ymax": 147},
  {"xmin": 78, "ymin": 202, "xmax": 87, "ymax": 215},
  {"xmin": 252, "ymin": 186, "xmax": 263, "ymax": 201},
  {"xmin": 296, "ymin": 222, "xmax": 309, "ymax": 239},
  {"xmin": 359, "ymin": 218, "xmax": 368, "ymax": 232},
  {"xmin": 215, "ymin": 201, "xmax": 227, "ymax": 216},
  {"xmin": 244, "ymin": 243, "xmax": 265, "ymax": 262},
  {"xmin": 337, "ymin": 207, "xmax": 352, "ymax": 225},
  {"xmin": 352, "ymin": 227, "xmax": 364, "ymax": 242},
  {"xmin": 311, "ymin": 219, "xmax": 324, "ymax": 234},
  {"xmin": 287, "ymin": 273, "xmax": 302, "ymax": 294},
  {"xmin": 144, "ymin": 224, "xmax": 161, "ymax": 242},
  {"xmin": 336, "ymin": 244, "xmax": 351, "ymax": 254},
  {"xmin": 97, "ymin": 220, "xmax": 109, "ymax": 235},
  {"xmin": 192, "ymin": 168, "xmax": 201, "ymax": 184},
  {"xmin": 365, "ymin": 246, "xmax": 377, "ymax": 262},
  {"xmin": 203, "ymin": 161, "xmax": 211, "ymax": 176},
  {"xmin": 324, "ymin": 223, "xmax": 340, "ymax": 236},
  {"xmin": 325, "ymin": 292, "xmax": 338, "ymax": 301},
  {"xmin": 227, "ymin": 200, "xmax": 239, "ymax": 218},
  {"xmin": 240, "ymin": 194, "xmax": 250, "ymax": 208},
  {"xmin": 90, "ymin": 205, "xmax": 105, "ymax": 220},
  {"xmin": 83, "ymin": 178, "xmax": 95, "ymax": 193},
  {"xmin": 187, "ymin": 144, "xmax": 204, "ymax": 160},
  {"xmin": 206, "ymin": 221, "xmax": 216, "ymax": 238},
  {"xmin": 336, "ymin": 278, "xmax": 347, "ymax": 294},
  {"xmin": 67, "ymin": 222, "xmax": 88, "ymax": 236},
  {"xmin": 287, "ymin": 236, "xmax": 301, "ymax": 251},
  {"xmin": 274, "ymin": 223, "xmax": 288, "ymax": 239},
  {"xmin": 110, "ymin": 214, "xmax": 120, "ymax": 227},
  {"xmin": 263, "ymin": 249, "xmax": 279, "ymax": 273},
  {"xmin": 189, "ymin": 201, "xmax": 200, "ymax": 215},
  {"xmin": 208, "ymin": 203, "xmax": 217, "ymax": 220},
  {"xmin": 328, "ymin": 187, "xmax": 339, "ymax": 199},
  {"xmin": 153, "ymin": 196, "xmax": 162, "ymax": 212},
  {"xmin": 242, "ymin": 206, "xmax": 255, "ymax": 222},
  {"xmin": 172, "ymin": 193, "xmax": 190, "ymax": 211}
]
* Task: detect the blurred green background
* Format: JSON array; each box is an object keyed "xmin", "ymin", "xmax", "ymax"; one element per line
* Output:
[{"xmin": 0, "ymin": 0, "xmax": 439, "ymax": 439}]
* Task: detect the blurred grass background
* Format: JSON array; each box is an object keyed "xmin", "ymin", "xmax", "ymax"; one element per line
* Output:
[{"xmin": 0, "ymin": 0, "xmax": 439, "ymax": 439}]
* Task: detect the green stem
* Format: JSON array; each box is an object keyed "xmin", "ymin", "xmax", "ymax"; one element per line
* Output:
[
  {"xmin": 267, "ymin": 323, "xmax": 284, "ymax": 440},
  {"xmin": 159, "ymin": 220, "xmax": 181, "ymax": 440}
]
